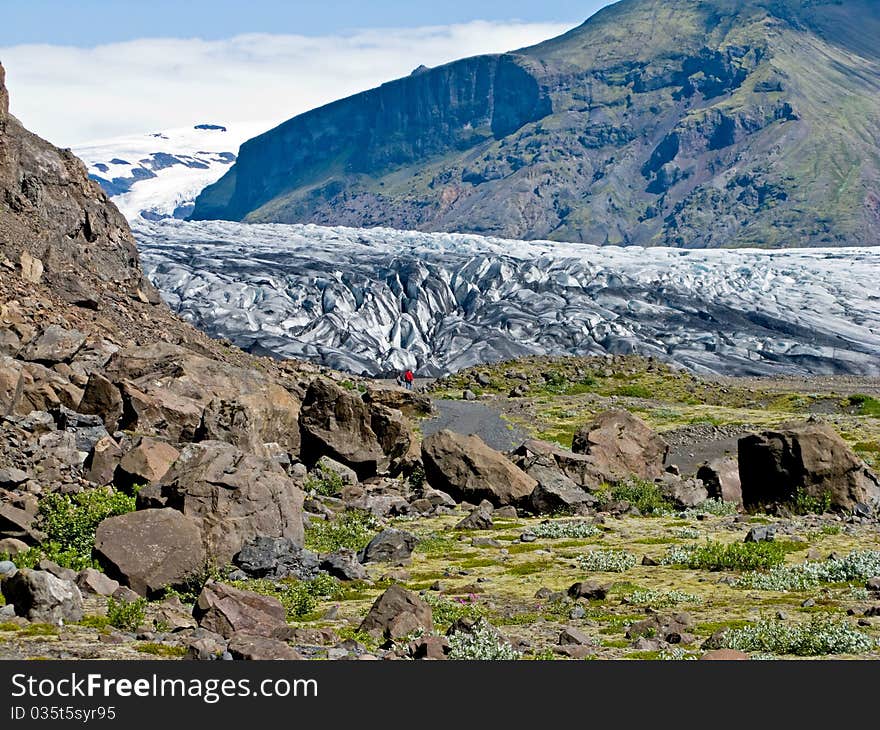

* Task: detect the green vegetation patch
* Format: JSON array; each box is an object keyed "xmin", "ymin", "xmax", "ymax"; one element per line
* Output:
[
  {"xmin": 304, "ymin": 510, "xmax": 378, "ymax": 553},
  {"xmin": 722, "ymin": 617, "xmax": 876, "ymax": 656}
]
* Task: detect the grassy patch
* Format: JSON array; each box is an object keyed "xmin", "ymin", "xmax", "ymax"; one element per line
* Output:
[
  {"xmin": 662, "ymin": 541, "xmax": 796, "ymax": 571},
  {"xmin": 228, "ymin": 575, "xmax": 345, "ymax": 620},
  {"xmin": 107, "ymin": 597, "xmax": 147, "ymax": 632},
  {"xmin": 304, "ymin": 510, "xmax": 378, "ymax": 553}
]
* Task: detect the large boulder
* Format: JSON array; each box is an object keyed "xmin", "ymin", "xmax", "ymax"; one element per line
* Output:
[
  {"xmin": 94, "ymin": 508, "xmax": 207, "ymax": 597},
  {"xmin": 1, "ymin": 569, "xmax": 83, "ymax": 624},
  {"xmin": 511, "ymin": 439, "xmax": 604, "ymax": 490},
  {"xmin": 154, "ymin": 441, "xmax": 305, "ymax": 565},
  {"xmin": 421, "ymin": 430, "xmax": 537, "ymax": 507},
  {"xmin": 78, "ymin": 372, "xmax": 123, "ymax": 431},
  {"xmin": 193, "ymin": 581, "xmax": 288, "ymax": 639},
  {"xmin": 114, "ymin": 438, "xmax": 180, "ymax": 490},
  {"xmin": 359, "ymin": 529, "xmax": 416, "ymax": 564},
  {"xmin": 656, "ymin": 473, "xmax": 708, "ymax": 509},
  {"xmin": 0, "ymin": 356, "xmax": 83, "ymax": 416},
  {"xmin": 738, "ymin": 421, "xmax": 880, "ymax": 511},
  {"xmin": 233, "ymin": 537, "xmax": 320, "ymax": 580},
  {"xmin": 571, "ymin": 410, "xmax": 668, "ymax": 482},
  {"xmin": 299, "ymin": 378, "xmax": 408, "ymax": 477},
  {"xmin": 358, "ymin": 584, "xmax": 433, "ymax": 640},
  {"xmin": 697, "ymin": 457, "xmax": 742, "ymax": 505}
]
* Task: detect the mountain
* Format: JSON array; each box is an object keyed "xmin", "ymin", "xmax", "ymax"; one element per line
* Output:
[
  {"xmin": 74, "ymin": 121, "xmax": 268, "ymax": 223},
  {"xmin": 191, "ymin": 0, "xmax": 880, "ymax": 248},
  {"xmin": 134, "ymin": 218, "xmax": 880, "ymax": 377}
]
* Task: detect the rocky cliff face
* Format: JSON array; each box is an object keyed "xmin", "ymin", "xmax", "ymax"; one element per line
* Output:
[{"xmin": 192, "ymin": 0, "xmax": 880, "ymax": 248}]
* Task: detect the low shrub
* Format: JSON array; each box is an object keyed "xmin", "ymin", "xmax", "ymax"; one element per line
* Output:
[
  {"xmin": 304, "ymin": 510, "xmax": 379, "ymax": 553},
  {"xmin": 661, "ymin": 541, "xmax": 791, "ymax": 571},
  {"xmin": 106, "ymin": 597, "xmax": 147, "ymax": 632},
  {"xmin": 228, "ymin": 574, "xmax": 345, "ymax": 620},
  {"xmin": 735, "ymin": 550, "xmax": 880, "ymax": 591},
  {"xmin": 722, "ymin": 617, "xmax": 876, "ymax": 656},
  {"xmin": 447, "ymin": 620, "xmax": 521, "ymax": 660},
  {"xmin": 596, "ymin": 479, "xmax": 673, "ymax": 516},
  {"xmin": 527, "ymin": 521, "xmax": 601, "ymax": 540},
  {"xmin": 577, "ymin": 550, "xmax": 637, "ymax": 573}
]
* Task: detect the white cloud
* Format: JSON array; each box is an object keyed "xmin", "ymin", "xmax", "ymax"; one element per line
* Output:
[{"xmin": 0, "ymin": 20, "xmax": 574, "ymax": 146}]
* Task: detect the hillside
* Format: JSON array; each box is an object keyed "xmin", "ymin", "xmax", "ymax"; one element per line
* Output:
[{"xmin": 191, "ymin": 0, "xmax": 880, "ymax": 248}]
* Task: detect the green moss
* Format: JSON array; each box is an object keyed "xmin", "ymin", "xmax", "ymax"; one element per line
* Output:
[{"xmin": 136, "ymin": 643, "xmax": 187, "ymax": 658}]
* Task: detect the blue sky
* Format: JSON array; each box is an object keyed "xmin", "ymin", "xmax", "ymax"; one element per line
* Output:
[
  {"xmin": 2, "ymin": 0, "xmax": 611, "ymax": 46},
  {"xmin": 0, "ymin": 1, "xmax": 614, "ymax": 144}
]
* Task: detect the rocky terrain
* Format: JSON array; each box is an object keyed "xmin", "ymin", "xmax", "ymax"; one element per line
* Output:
[
  {"xmin": 134, "ymin": 218, "xmax": 880, "ymax": 377},
  {"xmin": 4, "ymin": 58, "xmax": 880, "ymax": 663},
  {"xmin": 191, "ymin": 0, "xmax": 880, "ymax": 249}
]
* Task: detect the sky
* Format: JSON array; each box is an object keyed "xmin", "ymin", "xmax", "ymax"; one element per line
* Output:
[{"xmin": 0, "ymin": 1, "xmax": 615, "ymax": 146}]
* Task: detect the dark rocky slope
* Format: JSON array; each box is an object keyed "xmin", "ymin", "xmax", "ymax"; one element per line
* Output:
[{"xmin": 192, "ymin": 0, "xmax": 880, "ymax": 248}]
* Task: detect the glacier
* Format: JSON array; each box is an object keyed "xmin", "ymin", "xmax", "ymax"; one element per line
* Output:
[
  {"xmin": 133, "ymin": 218, "xmax": 880, "ymax": 377},
  {"xmin": 74, "ymin": 122, "xmax": 271, "ymax": 222}
]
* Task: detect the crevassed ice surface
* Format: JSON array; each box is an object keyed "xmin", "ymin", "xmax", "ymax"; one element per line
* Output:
[{"xmin": 134, "ymin": 219, "xmax": 880, "ymax": 377}]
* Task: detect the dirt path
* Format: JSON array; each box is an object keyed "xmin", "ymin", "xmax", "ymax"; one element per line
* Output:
[{"xmin": 421, "ymin": 399, "xmax": 529, "ymax": 452}]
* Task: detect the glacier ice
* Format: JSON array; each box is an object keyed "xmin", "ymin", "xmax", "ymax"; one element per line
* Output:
[{"xmin": 132, "ymin": 219, "xmax": 880, "ymax": 377}]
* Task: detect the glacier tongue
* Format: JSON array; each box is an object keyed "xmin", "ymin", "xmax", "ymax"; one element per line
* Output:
[{"xmin": 133, "ymin": 219, "xmax": 880, "ymax": 377}]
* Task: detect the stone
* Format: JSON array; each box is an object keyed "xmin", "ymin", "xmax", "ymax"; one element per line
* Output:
[
  {"xmin": 568, "ymin": 581, "xmax": 607, "ymax": 601},
  {"xmin": 527, "ymin": 469, "xmax": 596, "ymax": 514},
  {"xmin": 78, "ymin": 372, "xmax": 123, "ymax": 431},
  {"xmin": 115, "ymin": 438, "xmax": 180, "ymax": 490},
  {"xmin": 866, "ymin": 577, "xmax": 880, "ymax": 592},
  {"xmin": 193, "ymin": 581, "xmax": 288, "ymax": 640},
  {"xmin": 0, "ymin": 467, "xmax": 28, "ymax": 488},
  {"xmin": 408, "ymin": 634, "xmax": 450, "ymax": 660},
  {"xmin": 227, "ymin": 633, "xmax": 302, "ymax": 660},
  {"xmin": 19, "ymin": 250, "xmax": 43, "ymax": 284},
  {"xmin": 154, "ymin": 441, "xmax": 305, "ymax": 565},
  {"xmin": 310, "ymin": 457, "xmax": 359, "ymax": 490},
  {"xmin": 118, "ymin": 381, "xmax": 203, "ymax": 444},
  {"xmin": 359, "ymin": 584, "xmax": 433, "ymax": 640},
  {"xmin": 697, "ymin": 457, "xmax": 742, "ymax": 505},
  {"xmin": 75, "ymin": 568, "xmax": 120, "ymax": 596},
  {"xmin": 744, "ymin": 525, "xmax": 776, "ymax": 543},
  {"xmin": 94, "ymin": 508, "xmax": 207, "ymax": 597},
  {"xmin": 37, "ymin": 559, "xmax": 77, "ymax": 582},
  {"xmin": 559, "ymin": 626, "xmax": 593, "ymax": 646},
  {"xmin": 657, "ymin": 473, "xmax": 709, "ymax": 509},
  {"xmin": 455, "ymin": 505, "xmax": 494, "ymax": 530},
  {"xmin": 359, "ymin": 529, "xmax": 416, "ymax": 564},
  {"xmin": 0, "ymin": 504, "xmax": 42, "ymax": 544},
  {"xmin": 362, "ymin": 387, "xmax": 433, "ymax": 419},
  {"xmin": 2, "ymin": 569, "xmax": 83, "ymax": 624},
  {"xmin": 320, "ymin": 549, "xmax": 369, "ymax": 581},
  {"xmin": 421, "ymin": 430, "xmax": 537, "ymax": 507},
  {"xmin": 85, "ymin": 436, "xmax": 122, "ymax": 486},
  {"xmin": 0, "ymin": 560, "xmax": 17, "ymax": 578},
  {"xmin": 511, "ymin": 439, "xmax": 607, "ymax": 490},
  {"xmin": 53, "ymin": 406, "xmax": 109, "ymax": 453},
  {"xmin": 233, "ymin": 537, "xmax": 320, "ymax": 580},
  {"xmin": 20, "ymin": 325, "xmax": 86, "ymax": 365},
  {"xmin": 571, "ymin": 410, "xmax": 668, "ymax": 481},
  {"xmin": 739, "ymin": 421, "xmax": 880, "ymax": 511},
  {"xmin": 700, "ymin": 649, "xmax": 749, "ymax": 660},
  {"xmin": 0, "ymin": 538, "xmax": 29, "ymax": 556}
]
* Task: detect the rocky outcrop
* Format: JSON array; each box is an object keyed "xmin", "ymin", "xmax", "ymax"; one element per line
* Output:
[
  {"xmin": 299, "ymin": 378, "xmax": 413, "ymax": 477},
  {"xmin": 421, "ymin": 430, "xmax": 537, "ymax": 507},
  {"xmin": 738, "ymin": 421, "xmax": 880, "ymax": 512},
  {"xmin": 697, "ymin": 457, "xmax": 742, "ymax": 505}
]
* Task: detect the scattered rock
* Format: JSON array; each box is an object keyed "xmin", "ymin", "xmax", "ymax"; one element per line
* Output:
[
  {"xmin": 75, "ymin": 568, "xmax": 120, "ymax": 596},
  {"xmin": 568, "ymin": 581, "xmax": 607, "ymax": 601},
  {"xmin": 227, "ymin": 634, "xmax": 302, "ymax": 660},
  {"xmin": 455, "ymin": 505, "xmax": 494, "ymax": 530},
  {"xmin": 115, "ymin": 438, "xmax": 179, "ymax": 489},
  {"xmin": 359, "ymin": 529, "xmax": 416, "ymax": 564},
  {"xmin": 657, "ymin": 473, "xmax": 708, "ymax": 508},
  {"xmin": 744, "ymin": 525, "xmax": 776, "ymax": 543},
  {"xmin": 358, "ymin": 584, "xmax": 433, "ymax": 640},
  {"xmin": 194, "ymin": 581, "xmax": 289, "ymax": 640},
  {"xmin": 1, "ymin": 569, "xmax": 83, "ymax": 624},
  {"xmin": 320, "ymin": 549, "xmax": 369, "ymax": 581},
  {"xmin": 233, "ymin": 537, "xmax": 320, "ymax": 580},
  {"xmin": 700, "ymin": 649, "xmax": 749, "ymax": 660}
]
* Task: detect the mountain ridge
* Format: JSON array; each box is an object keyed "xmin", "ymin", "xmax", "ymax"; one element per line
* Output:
[{"xmin": 191, "ymin": 0, "xmax": 880, "ymax": 248}]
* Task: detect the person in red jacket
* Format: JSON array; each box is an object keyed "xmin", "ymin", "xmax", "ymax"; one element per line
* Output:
[{"xmin": 404, "ymin": 369, "xmax": 414, "ymax": 390}]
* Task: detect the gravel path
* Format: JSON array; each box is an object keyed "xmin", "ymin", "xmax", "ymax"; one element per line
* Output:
[{"xmin": 421, "ymin": 399, "xmax": 529, "ymax": 452}]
